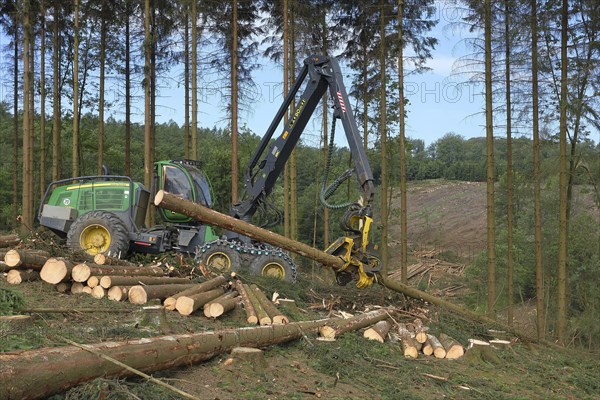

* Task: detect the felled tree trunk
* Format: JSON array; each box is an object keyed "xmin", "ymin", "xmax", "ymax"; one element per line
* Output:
[
  {"xmin": 4, "ymin": 249, "xmax": 50, "ymax": 269},
  {"xmin": 175, "ymin": 287, "xmax": 225, "ymax": 316},
  {"xmin": 318, "ymin": 308, "xmax": 391, "ymax": 340},
  {"xmin": 426, "ymin": 334, "xmax": 446, "ymax": 359},
  {"xmin": 99, "ymin": 275, "xmax": 191, "ymax": 289},
  {"xmin": 439, "ymin": 333, "xmax": 464, "ymax": 359},
  {"xmin": 71, "ymin": 263, "xmax": 164, "ymax": 283},
  {"xmin": 250, "ymin": 284, "xmax": 289, "ymax": 324},
  {"xmin": 0, "ymin": 234, "xmax": 20, "ymax": 248},
  {"xmin": 163, "ymin": 275, "xmax": 226, "ymax": 311},
  {"xmin": 363, "ymin": 320, "xmax": 391, "ymax": 343},
  {"xmin": 245, "ymin": 283, "xmax": 270, "ymax": 325},
  {"xmin": 6, "ymin": 269, "xmax": 39, "ymax": 284},
  {"xmin": 236, "ymin": 280, "xmax": 257, "ymax": 324},
  {"xmin": 128, "ymin": 284, "xmax": 197, "ymax": 305},
  {"xmin": 0, "ymin": 315, "xmax": 349, "ymax": 400},
  {"xmin": 107, "ymin": 286, "xmax": 131, "ymax": 302}
]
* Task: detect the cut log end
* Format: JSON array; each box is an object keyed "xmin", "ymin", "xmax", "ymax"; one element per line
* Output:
[
  {"xmin": 128, "ymin": 286, "xmax": 148, "ymax": 305},
  {"xmin": 107, "ymin": 286, "xmax": 129, "ymax": 302},
  {"xmin": 272, "ymin": 315, "xmax": 290, "ymax": 325},
  {"xmin": 4, "ymin": 250, "xmax": 21, "ymax": 267},
  {"xmin": 71, "ymin": 264, "xmax": 91, "ymax": 283},
  {"xmin": 163, "ymin": 297, "xmax": 177, "ymax": 311},
  {"xmin": 87, "ymin": 276, "xmax": 100, "ymax": 288},
  {"xmin": 40, "ymin": 258, "xmax": 70, "ymax": 284},
  {"xmin": 71, "ymin": 282, "xmax": 85, "ymax": 294},
  {"xmin": 319, "ymin": 326, "xmax": 336, "ymax": 340},
  {"xmin": 91, "ymin": 286, "xmax": 106, "ymax": 299},
  {"xmin": 175, "ymin": 296, "xmax": 195, "ymax": 316}
]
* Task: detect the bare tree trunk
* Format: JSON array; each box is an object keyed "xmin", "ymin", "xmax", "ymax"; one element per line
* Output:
[
  {"xmin": 28, "ymin": 16, "xmax": 35, "ymax": 225},
  {"xmin": 531, "ymin": 0, "xmax": 544, "ymax": 341},
  {"xmin": 379, "ymin": 0, "xmax": 388, "ymax": 275},
  {"xmin": 98, "ymin": 9, "xmax": 106, "ymax": 175},
  {"xmin": 231, "ymin": 0, "xmax": 239, "ymax": 205},
  {"xmin": 289, "ymin": 1, "xmax": 297, "ymax": 241},
  {"xmin": 143, "ymin": 0, "xmax": 152, "ymax": 226},
  {"xmin": 397, "ymin": 0, "xmax": 408, "ymax": 283},
  {"xmin": 504, "ymin": 0, "xmax": 514, "ymax": 327},
  {"xmin": 40, "ymin": 0, "xmax": 46, "ymax": 199},
  {"xmin": 51, "ymin": 3, "xmax": 61, "ymax": 181},
  {"xmin": 184, "ymin": 11, "xmax": 190, "ymax": 159},
  {"xmin": 124, "ymin": 2, "xmax": 131, "ymax": 176},
  {"xmin": 21, "ymin": 0, "xmax": 32, "ymax": 233},
  {"xmin": 556, "ymin": 0, "xmax": 569, "ymax": 346},
  {"xmin": 12, "ymin": 14, "xmax": 19, "ymax": 227},
  {"xmin": 484, "ymin": 0, "xmax": 496, "ymax": 319},
  {"xmin": 72, "ymin": 0, "xmax": 79, "ymax": 177},
  {"xmin": 191, "ymin": 0, "xmax": 198, "ymax": 160}
]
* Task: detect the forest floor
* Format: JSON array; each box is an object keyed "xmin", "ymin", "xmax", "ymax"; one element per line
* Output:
[{"xmin": 1, "ymin": 180, "xmax": 599, "ymax": 400}]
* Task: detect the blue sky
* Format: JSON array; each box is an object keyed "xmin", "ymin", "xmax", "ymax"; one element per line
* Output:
[{"xmin": 0, "ymin": 1, "xmax": 486, "ymax": 148}]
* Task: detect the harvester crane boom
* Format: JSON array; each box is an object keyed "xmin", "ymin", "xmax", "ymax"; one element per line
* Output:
[{"xmin": 231, "ymin": 55, "xmax": 375, "ymax": 222}]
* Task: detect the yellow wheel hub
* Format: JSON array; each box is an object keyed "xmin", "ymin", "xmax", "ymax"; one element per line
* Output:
[
  {"xmin": 206, "ymin": 252, "xmax": 231, "ymax": 273},
  {"xmin": 262, "ymin": 262, "xmax": 285, "ymax": 279},
  {"xmin": 80, "ymin": 224, "xmax": 111, "ymax": 255}
]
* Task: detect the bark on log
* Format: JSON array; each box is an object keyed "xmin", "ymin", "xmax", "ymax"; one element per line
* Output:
[
  {"xmin": 426, "ymin": 334, "xmax": 447, "ymax": 359},
  {"xmin": 244, "ymin": 284, "xmax": 270, "ymax": 325},
  {"xmin": 163, "ymin": 276, "xmax": 227, "ymax": 310},
  {"xmin": 40, "ymin": 258, "xmax": 75, "ymax": 284},
  {"xmin": 154, "ymin": 190, "xmax": 345, "ymax": 270},
  {"xmin": 0, "ymin": 261, "xmax": 10, "ymax": 273},
  {"xmin": 235, "ymin": 280, "xmax": 258, "ymax": 324},
  {"xmin": 318, "ymin": 308, "xmax": 391, "ymax": 340},
  {"xmin": 72, "ymin": 263, "xmax": 165, "ymax": 283},
  {"xmin": 439, "ymin": 333, "xmax": 464, "ymax": 359},
  {"xmin": 205, "ymin": 297, "xmax": 241, "ymax": 318},
  {"xmin": 6, "ymin": 269, "xmax": 39, "ymax": 284},
  {"xmin": 87, "ymin": 276, "xmax": 100, "ymax": 288},
  {"xmin": 55, "ymin": 282, "xmax": 72, "ymax": 293},
  {"xmin": 100, "ymin": 275, "xmax": 191, "ymax": 289},
  {"xmin": 0, "ymin": 315, "xmax": 353, "ymax": 400},
  {"xmin": 4, "ymin": 249, "xmax": 50, "ymax": 269},
  {"xmin": 0, "ymin": 234, "xmax": 20, "ymax": 248},
  {"xmin": 363, "ymin": 320, "xmax": 392, "ymax": 343},
  {"xmin": 128, "ymin": 284, "xmax": 197, "ymax": 305},
  {"xmin": 413, "ymin": 318, "xmax": 428, "ymax": 344},
  {"xmin": 175, "ymin": 288, "xmax": 225, "ymax": 316},
  {"xmin": 400, "ymin": 336, "xmax": 419, "ymax": 359},
  {"xmin": 107, "ymin": 286, "xmax": 131, "ymax": 302},
  {"xmin": 250, "ymin": 284, "xmax": 289, "ymax": 324}
]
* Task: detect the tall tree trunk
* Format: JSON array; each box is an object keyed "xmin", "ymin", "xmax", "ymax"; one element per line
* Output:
[
  {"xmin": 143, "ymin": 0, "xmax": 152, "ymax": 226},
  {"xmin": 484, "ymin": 0, "xmax": 496, "ymax": 319},
  {"xmin": 231, "ymin": 0, "xmax": 239, "ymax": 205},
  {"xmin": 72, "ymin": 0, "xmax": 79, "ymax": 177},
  {"xmin": 12, "ymin": 14, "xmax": 19, "ymax": 227},
  {"xmin": 184, "ymin": 11, "xmax": 190, "ymax": 159},
  {"xmin": 397, "ymin": 0, "xmax": 407, "ymax": 283},
  {"xmin": 124, "ymin": 2, "xmax": 131, "ymax": 176},
  {"xmin": 191, "ymin": 0, "xmax": 198, "ymax": 160},
  {"xmin": 39, "ymin": 0, "xmax": 46, "ymax": 199},
  {"xmin": 321, "ymin": 9, "xmax": 329, "ymax": 248},
  {"xmin": 556, "ymin": 0, "xmax": 568, "ymax": 346},
  {"xmin": 149, "ymin": 0, "xmax": 157, "ymax": 224},
  {"xmin": 97, "ymin": 10, "xmax": 106, "ymax": 175},
  {"xmin": 379, "ymin": 0, "xmax": 388, "ymax": 275},
  {"xmin": 504, "ymin": 0, "xmax": 514, "ymax": 327},
  {"xmin": 289, "ymin": 0, "xmax": 297, "ymax": 241},
  {"xmin": 21, "ymin": 0, "xmax": 32, "ymax": 233},
  {"xmin": 531, "ymin": 0, "xmax": 544, "ymax": 341},
  {"xmin": 51, "ymin": 3, "xmax": 61, "ymax": 181},
  {"xmin": 29, "ymin": 22, "xmax": 34, "ymax": 214},
  {"xmin": 283, "ymin": 0, "xmax": 290, "ymax": 239}
]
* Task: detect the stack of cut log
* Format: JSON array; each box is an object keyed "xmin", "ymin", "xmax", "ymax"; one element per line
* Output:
[
  {"xmin": 1, "ymin": 248, "xmax": 50, "ymax": 285},
  {"xmin": 319, "ymin": 315, "xmax": 465, "ymax": 360}
]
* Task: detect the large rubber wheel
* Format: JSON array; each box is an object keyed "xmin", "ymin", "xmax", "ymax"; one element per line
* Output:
[
  {"xmin": 201, "ymin": 242, "xmax": 242, "ymax": 274},
  {"xmin": 249, "ymin": 254, "xmax": 295, "ymax": 282},
  {"xmin": 67, "ymin": 211, "xmax": 130, "ymax": 257}
]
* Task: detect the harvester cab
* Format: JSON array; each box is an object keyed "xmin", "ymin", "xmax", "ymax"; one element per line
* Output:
[{"xmin": 38, "ymin": 160, "xmax": 218, "ymax": 257}]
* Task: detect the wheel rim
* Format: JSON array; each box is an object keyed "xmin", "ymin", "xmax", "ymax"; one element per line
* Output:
[
  {"xmin": 80, "ymin": 224, "xmax": 111, "ymax": 255},
  {"xmin": 206, "ymin": 251, "xmax": 231, "ymax": 273},
  {"xmin": 262, "ymin": 261, "xmax": 286, "ymax": 279}
]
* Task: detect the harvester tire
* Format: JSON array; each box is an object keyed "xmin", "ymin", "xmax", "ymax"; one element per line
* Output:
[
  {"xmin": 67, "ymin": 211, "xmax": 130, "ymax": 258},
  {"xmin": 201, "ymin": 242, "xmax": 241, "ymax": 274},
  {"xmin": 249, "ymin": 254, "xmax": 295, "ymax": 282}
]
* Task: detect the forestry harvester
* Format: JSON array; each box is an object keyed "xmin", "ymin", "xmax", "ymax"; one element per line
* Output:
[{"xmin": 39, "ymin": 55, "xmax": 382, "ymax": 288}]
